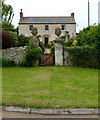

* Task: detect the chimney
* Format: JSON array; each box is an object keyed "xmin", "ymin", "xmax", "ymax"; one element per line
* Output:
[
  {"xmin": 71, "ymin": 13, "xmax": 74, "ymax": 18},
  {"xmin": 20, "ymin": 9, "xmax": 23, "ymax": 19}
]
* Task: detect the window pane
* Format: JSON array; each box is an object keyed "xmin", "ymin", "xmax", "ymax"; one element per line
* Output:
[
  {"xmin": 29, "ymin": 25, "xmax": 33, "ymax": 31},
  {"xmin": 62, "ymin": 25, "xmax": 65, "ymax": 30},
  {"xmin": 45, "ymin": 25, "xmax": 49, "ymax": 30}
]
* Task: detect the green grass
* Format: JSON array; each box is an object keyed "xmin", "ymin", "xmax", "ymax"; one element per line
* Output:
[{"xmin": 2, "ymin": 66, "xmax": 98, "ymax": 108}]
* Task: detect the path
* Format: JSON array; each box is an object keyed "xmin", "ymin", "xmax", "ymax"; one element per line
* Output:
[{"xmin": 2, "ymin": 110, "xmax": 99, "ymax": 119}]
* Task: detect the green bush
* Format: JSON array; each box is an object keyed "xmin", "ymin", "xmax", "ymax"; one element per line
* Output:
[
  {"xmin": 19, "ymin": 43, "xmax": 42, "ymax": 67},
  {"xmin": 64, "ymin": 46, "xmax": 99, "ymax": 69},
  {"xmin": 76, "ymin": 24, "xmax": 100, "ymax": 47},
  {"xmin": 65, "ymin": 39, "xmax": 73, "ymax": 46},
  {"xmin": 2, "ymin": 58, "xmax": 17, "ymax": 67},
  {"xmin": 39, "ymin": 41, "xmax": 45, "ymax": 53},
  {"xmin": 15, "ymin": 34, "xmax": 31, "ymax": 47},
  {"xmin": 2, "ymin": 21, "xmax": 16, "ymax": 32},
  {"xmin": 39, "ymin": 41, "xmax": 55, "ymax": 53},
  {"xmin": 18, "ymin": 59, "xmax": 32, "ymax": 67},
  {"xmin": 10, "ymin": 34, "xmax": 32, "ymax": 47}
]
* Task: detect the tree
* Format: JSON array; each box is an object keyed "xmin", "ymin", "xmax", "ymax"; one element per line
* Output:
[
  {"xmin": 2, "ymin": 2, "xmax": 14, "ymax": 24},
  {"xmin": 2, "ymin": 1, "xmax": 15, "ymax": 31},
  {"xmin": 76, "ymin": 24, "xmax": 100, "ymax": 47}
]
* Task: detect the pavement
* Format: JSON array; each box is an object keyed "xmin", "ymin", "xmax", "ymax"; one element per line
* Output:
[
  {"xmin": 1, "ymin": 106, "xmax": 100, "ymax": 119},
  {"xmin": 2, "ymin": 106, "xmax": 100, "ymax": 115},
  {"xmin": 2, "ymin": 110, "xmax": 99, "ymax": 119}
]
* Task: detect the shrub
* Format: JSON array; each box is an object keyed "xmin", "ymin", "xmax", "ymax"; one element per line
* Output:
[
  {"xmin": 48, "ymin": 41, "xmax": 54, "ymax": 47},
  {"xmin": 10, "ymin": 34, "xmax": 32, "ymax": 47},
  {"xmin": 65, "ymin": 39, "xmax": 73, "ymax": 46},
  {"xmin": 19, "ymin": 43, "xmax": 42, "ymax": 67},
  {"xmin": 2, "ymin": 58, "xmax": 17, "ymax": 67},
  {"xmin": 39, "ymin": 41, "xmax": 55, "ymax": 53},
  {"xmin": 2, "ymin": 30, "xmax": 13, "ymax": 49},
  {"xmin": 64, "ymin": 46, "xmax": 99, "ymax": 69},
  {"xmin": 72, "ymin": 40, "xmax": 78, "ymax": 46},
  {"xmin": 50, "ymin": 45, "xmax": 55, "ymax": 54},
  {"xmin": 15, "ymin": 34, "xmax": 31, "ymax": 47},
  {"xmin": 48, "ymin": 41, "xmax": 55, "ymax": 53},
  {"xmin": 2, "ymin": 21, "xmax": 16, "ymax": 32},
  {"xmin": 39, "ymin": 41, "xmax": 45, "ymax": 53},
  {"xmin": 76, "ymin": 24, "xmax": 100, "ymax": 47},
  {"xmin": 10, "ymin": 33, "xmax": 19, "ymax": 47}
]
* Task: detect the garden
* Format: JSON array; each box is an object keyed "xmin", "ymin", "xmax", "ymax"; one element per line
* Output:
[
  {"xmin": 2, "ymin": 66, "xmax": 98, "ymax": 108},
  {"xmin": 1, "ymin": 1, "xmax": 99, "ymax": 109}
]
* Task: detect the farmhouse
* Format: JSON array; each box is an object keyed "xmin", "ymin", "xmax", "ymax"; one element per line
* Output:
[{"xmin": 19, "ymin": 9, "xmax": 76, "ymax": 45}]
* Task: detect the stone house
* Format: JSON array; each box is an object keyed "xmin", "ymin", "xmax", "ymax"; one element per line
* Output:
[{"xmin": 19, "ymin": 9, "xmax": 76, "ymax": 45}]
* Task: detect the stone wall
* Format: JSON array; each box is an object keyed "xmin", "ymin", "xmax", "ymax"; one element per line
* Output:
[
  {"xmin": 2, "ymin": 46, "xmax": 71, "ymax": 66},
  {"xmin": 64, "ymin": 50, "xmax": 72, "ymax": 66},
  {"xmin": 2, "ymin": 46, "xmax": 27, "ymax": 63}
]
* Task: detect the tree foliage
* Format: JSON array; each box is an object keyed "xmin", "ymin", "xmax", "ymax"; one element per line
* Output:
[
  {"xmin": 2, "ymin": 2, "xmax": 16, "ymax": 31},
  {"xmin": 2, "ymin": 21, "xmax": 15, "ymax": 31},
  {"xmin": 64, "ymin": 24, "xmax": 100, "ymax": 69},
  {"xmin": 2, "ymin": 2, "xmax": 14, "ymax": 23},
  {"xmin": 10, "ymin": 34, "xmax": 32, "ymax": 47},
  {"xmin": 76, "ymin": 24, "xmax": 100, "ymax": 47}
]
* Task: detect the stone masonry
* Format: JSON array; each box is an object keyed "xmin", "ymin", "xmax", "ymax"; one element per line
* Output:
[
  {"xmin": 2, "ymin": 46, "xmax": 71, "ymax": 66},
  {"xmin": 2, "ymin": 46, "xmax": 27, "ymax": 63}
]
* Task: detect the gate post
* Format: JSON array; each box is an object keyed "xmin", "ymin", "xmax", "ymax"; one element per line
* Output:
[
  {"xmin": 54, "ymin": 42, "xmax": 63, "ymax": 65},
  {"xmin": 54, "ymin": 27, "xmax": 64, "ymax": 66},
  {"xmin": 30, "ymin": 27, "xmax": 39, "ymax": 66}
]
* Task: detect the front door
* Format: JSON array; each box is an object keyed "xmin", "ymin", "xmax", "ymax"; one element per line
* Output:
[{"xmin": 44, "ymin": 37, "xmax": 49, "ymax": 45}]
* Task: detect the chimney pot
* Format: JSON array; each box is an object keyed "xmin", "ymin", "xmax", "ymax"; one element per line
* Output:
[
  {"xmin": 20, "ymin": 9, "xmax": 23, "ymax": 19},
  {"xmin": 71, "ymin": 13, "xmax": 74, "ymax": 18}
]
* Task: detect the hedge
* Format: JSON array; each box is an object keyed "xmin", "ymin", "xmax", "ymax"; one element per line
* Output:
[
  {"xmin": 64, "ymin": 46, "xmax": 99, "ymax": 69},
  {"xmin": 19, "ymin": 43, "xmax": 42, "ymax": 67},
  {"xmin": 2, "ymin": 58, "xmax": 17, "ymax": 67}
]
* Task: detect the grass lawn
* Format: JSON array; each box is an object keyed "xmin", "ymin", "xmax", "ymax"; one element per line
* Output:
[{"xmin": 2, "ymin": 66, "xmax": 98, "ymax": 108}]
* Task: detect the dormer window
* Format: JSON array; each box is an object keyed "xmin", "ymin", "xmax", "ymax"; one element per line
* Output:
[
  {"xmin": 45, "ymin": 25, "xmax": 49, "ymax": 30},
  {"xmin": 62, "ymin": 25, "xmax": 65, "ymax": 30}
]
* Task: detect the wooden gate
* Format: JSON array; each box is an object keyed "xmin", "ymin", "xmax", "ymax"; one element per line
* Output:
[{"xmin": 39, "ymin": 53, "xmax": 55, "ymax": 66}]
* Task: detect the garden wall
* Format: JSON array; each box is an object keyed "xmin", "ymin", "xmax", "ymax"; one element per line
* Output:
[
  {"xmin": 2, "ymin": 46, "xmax": 98, "ymax": 68},
  {"xmin": 2, "ymin": 46, "xmax": 27, "ymax": 63},
  {"xmin": 2, "ymin": 46, "xmax": 71, "ymax": 66},
  {"xmin": 64, "ymin": 51, "xmax": 71, "ymax": 66}
]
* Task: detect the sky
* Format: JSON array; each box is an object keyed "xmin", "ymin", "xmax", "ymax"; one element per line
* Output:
[{"xmin": 5, "ymin": 0, "xmax": 100, "ymax": 33}]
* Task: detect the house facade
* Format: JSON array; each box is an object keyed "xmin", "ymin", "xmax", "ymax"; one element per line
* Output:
[{"xmin": 19, "ymin": 9, "xmax": 76, "ymax": 45}]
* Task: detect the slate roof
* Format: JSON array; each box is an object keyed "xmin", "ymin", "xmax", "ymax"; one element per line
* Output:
[{"xmin": 19, "ymin": 16, "xmax": 76, "ymax": 24}]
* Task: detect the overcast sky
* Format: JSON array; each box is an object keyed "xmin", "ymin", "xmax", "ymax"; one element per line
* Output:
[{"xmin": 5, "ymin": 0, "xmax": 99, "ymax": 33}]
